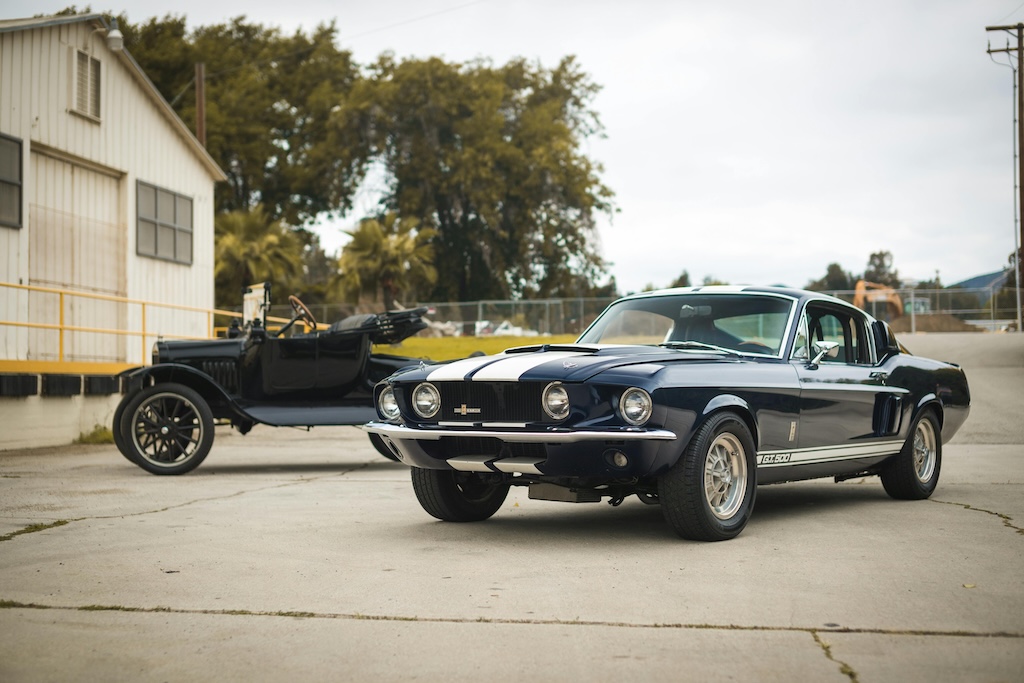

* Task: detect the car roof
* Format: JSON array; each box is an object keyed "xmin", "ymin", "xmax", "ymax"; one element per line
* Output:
[{"xmin": 615, "ymin": 286, "xmax": 873, "ymax": 320}]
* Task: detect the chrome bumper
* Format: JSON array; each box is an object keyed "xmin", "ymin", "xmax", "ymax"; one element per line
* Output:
[{"xmin": 362, "ymin": 421, "xmax": 677, "ymax": 443}]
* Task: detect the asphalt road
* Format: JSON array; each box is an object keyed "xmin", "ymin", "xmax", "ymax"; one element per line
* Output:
[{"xmin": 1, "ymin": 332, "xmax": 1022, "ymax": 682}]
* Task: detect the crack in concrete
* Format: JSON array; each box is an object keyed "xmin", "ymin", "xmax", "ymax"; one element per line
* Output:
[
  {"xmin": 1, "ymin": 600, "xmax": 1022, "ymax": 640},
  {"xmin": 0, "ymin": 462, "xmax": 372, "ymax": 542},
  {"xmin": 931, "ymin": 498, "xmax": 1024, "ymax": 536},
  {"xmin": 812, "ymin": 631, "xmax": 859, "ymax": 682}
]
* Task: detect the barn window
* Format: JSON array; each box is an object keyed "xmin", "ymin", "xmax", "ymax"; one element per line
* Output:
[
  {"xmin": 74, "ymin": 49, "xmax": 101, "ymax": 119},
  {"xmin": 0, "ymin": 134, "xmax": 22, "ymax": 230},
  {"xmin": 137, "ymin": 181, "xmax": 193, "ymax": 265}
]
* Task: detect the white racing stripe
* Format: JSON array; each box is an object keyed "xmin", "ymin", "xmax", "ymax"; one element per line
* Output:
[
  {"xmin": 426, "ymin": 355, "xmax": 502, "ymax": 381},
  {"xmin": 470, "ymin": 351, "xmax": 586, "ymax": 381},
  {"xmin": 757, "ymin": 440, "xmax": 903, "ymax": 467}
]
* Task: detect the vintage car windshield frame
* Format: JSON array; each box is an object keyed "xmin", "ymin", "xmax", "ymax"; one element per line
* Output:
[{"xmin": 577, "ymin": 290, "xmax": 799, "ymax": 360}]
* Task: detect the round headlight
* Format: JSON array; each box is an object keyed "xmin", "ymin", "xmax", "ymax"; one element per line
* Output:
[
  {"xmin": 542, "ymin": 382, "xmax": 570, "ymax": 420},
  {"xmin": 619, "ymin": 387, "xmax": 652, "ymax": 426},
  {"xmin": 378, "ymin": 387, "xmax": 401, "ymax": 422},
  {"xmin": 412, "ymin": 382, "xmax": 441, "ymax": 419}
]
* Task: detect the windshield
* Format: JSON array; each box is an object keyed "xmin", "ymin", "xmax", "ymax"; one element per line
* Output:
[{"xmin": 577, "ymin": 293, "xmax": 795, "ymax": 357}]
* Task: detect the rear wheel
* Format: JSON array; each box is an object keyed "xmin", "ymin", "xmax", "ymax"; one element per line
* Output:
[
  {"xmin": 112, "ymin": 393, "xmax": 133, "ymax": 462},
  {"xmin": 120, "ymin": 383, "xmax": 214, "ymax": 475},
  {"xmin": 411, "ymin": 468, "xmax": 509, "ymax": 522},
  {"xmin": 659, "ymin": 412, "xmax": 757, "ymax": 541},
  {"xmin": 881, "ymin": 410, "xmax": 941, "ymax": 500}
]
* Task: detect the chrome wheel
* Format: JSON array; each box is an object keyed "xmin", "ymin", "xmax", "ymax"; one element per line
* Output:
[
  {"xmin": 912, "ymin": 417, "xmax": 937, "ymax": 483},
  {"xmin": 704, "ymin": 432, "xmax": 748, "ymax": 520}
]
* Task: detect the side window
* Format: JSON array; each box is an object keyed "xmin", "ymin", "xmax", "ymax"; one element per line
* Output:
[
  {"xmin": 804, "ymin": 305, "xmax": 871, "ymax": 364},
  {"xmin": 137, "ymin": 181, "xmax": 193, "ymax": 265},
  {"xmin": 0, "ymin": 134, "xmax": 22, "ymax": 229}
]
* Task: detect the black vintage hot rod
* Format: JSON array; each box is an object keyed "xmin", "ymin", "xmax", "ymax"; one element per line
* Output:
[{"xmin": 114, "ymin": 283, "xmax": 428, "ymax": 474}]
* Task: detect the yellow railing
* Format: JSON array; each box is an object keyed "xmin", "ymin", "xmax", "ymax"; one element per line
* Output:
[{"xmin": 0, "ymin": 281, "xmax": 287, "ymax": 375}]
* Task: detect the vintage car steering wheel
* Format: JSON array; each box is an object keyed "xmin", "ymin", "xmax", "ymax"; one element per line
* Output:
[
  {"xmin": 737, "ymin": 341, "xmax": 774, "ymax": 355},
  {"xmin": 276, "ymin": 295, "xmax": 318, "ymax": 337}
]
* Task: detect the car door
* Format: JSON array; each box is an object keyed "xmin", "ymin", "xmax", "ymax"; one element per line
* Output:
[{"xmin": 789, "ymin": 302, "xmax": 905, "ymax": 477}]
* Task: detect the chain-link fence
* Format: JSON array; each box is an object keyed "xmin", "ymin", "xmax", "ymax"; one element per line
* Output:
[
  {"xmin": 821, "ymin": 286, "xmax": 1022, "ymax": 332},
  {"xmin": 220, "ymin": 284, "xmax": 1022, "ymax": 338}
]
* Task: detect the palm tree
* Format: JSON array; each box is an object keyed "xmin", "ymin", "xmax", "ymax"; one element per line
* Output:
[
  {"xmin": 214, "ymin": 206, "xmax": 305, "ymax": 306},
  {"xmin": 335, "ymin": 212, "xmax": 437, "ymax": 308}
]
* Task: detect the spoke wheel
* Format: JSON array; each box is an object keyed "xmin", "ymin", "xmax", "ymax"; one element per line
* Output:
[
  {"xmin": 881, "ymin": 409, "xmax": 941, "ymax": 500},
  {"xmin": 659, "ymin": 411, "xmax": 757, "ymax": 541},
  {"xmin": 120, "ymin": 383, "xmax": 214, "ymax": 475}
]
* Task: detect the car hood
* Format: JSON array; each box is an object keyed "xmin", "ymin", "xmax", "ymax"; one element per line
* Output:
[
  {"xmin": 409, "ymin": 343, "xmax": 744, "ymax": 384},
  {"xmin": 157, "ymin": 337, "xmax": 245, "ymax": 363}
]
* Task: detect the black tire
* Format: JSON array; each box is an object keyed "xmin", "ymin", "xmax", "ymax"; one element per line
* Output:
[
  {"xmin": 410, "ymin": 468, "xmax": 509, "ymax": 522},
  {"xmin": 119, "ymin": 383, "xmax": 214, "ymax": 475},
  {"xmin": 368, "ymin": 432, "xmax": 400, "ymax": 462},
  {"xmin": 880, "ymin": 409, "xmax": 941, "ymax": 500},
  {"xmin": 112, "ymin": 393, "xmax": 134, "ymax": 462},
  {"xmin": 658, "ymin": 411, "xmax": 757, "ymax": 541}
]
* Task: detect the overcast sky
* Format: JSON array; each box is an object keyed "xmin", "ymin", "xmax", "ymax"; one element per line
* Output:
[{"xmin": 6, "ymin": 0, "xmax": 1023, "ymax": 293}]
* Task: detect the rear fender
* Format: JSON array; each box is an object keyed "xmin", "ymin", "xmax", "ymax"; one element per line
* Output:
[{"xmin": 912, "ymin": 393, "xmax": 944, "ymax": 431}]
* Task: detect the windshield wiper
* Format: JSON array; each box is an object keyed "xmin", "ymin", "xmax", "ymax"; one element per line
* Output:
[{"xmin": 658, "ymin": 341, "xmax": 740, "ymax": 356}]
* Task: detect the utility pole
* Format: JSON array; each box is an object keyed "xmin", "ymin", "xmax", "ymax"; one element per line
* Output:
[
  {"xmin": 195, "ymin": 63, "xmax": 206, "ymax": 147},
  {"xmin": 987, "ymin": 23, "xmax": 1024, "ymax": 332}
]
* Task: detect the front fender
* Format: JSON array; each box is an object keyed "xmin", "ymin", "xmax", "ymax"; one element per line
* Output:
[{"xmin": 119, "ymin": 364, "xmax": 236, "ymax": 416}]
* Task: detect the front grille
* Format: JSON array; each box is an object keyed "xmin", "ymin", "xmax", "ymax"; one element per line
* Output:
[
  {"xmin": 435, "ymin": 381, "xmax": 544, "ymax": 423},
  {"xmin": 202, "ymin": 360, "xmax": 239, "ymax": 394}
]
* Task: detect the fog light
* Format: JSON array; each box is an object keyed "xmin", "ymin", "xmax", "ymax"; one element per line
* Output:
[{"xmin": 605, "ymin": 449, "xmax": 629, "ymax": 468}]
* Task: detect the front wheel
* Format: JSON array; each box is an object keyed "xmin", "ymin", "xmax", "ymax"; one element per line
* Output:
[
  {"xmin": 659, "ymin": 412, "xmax": 757, "ymax": 541},
  {"xmin": 411, "ymin": 468, "xmax": 509, "ymax": 522},
  {"xmin": 880, "ymin": 410, "xmax": 941, "ymax": 500},
  {"xmin": 119, "ymin": 383, "xmax": 214, "ymax": 475}
]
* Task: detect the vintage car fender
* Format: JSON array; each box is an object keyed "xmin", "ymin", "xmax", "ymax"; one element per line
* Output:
[{"xmin": 120, "ymin": 363, "xmax": 237, "ymax": 416}]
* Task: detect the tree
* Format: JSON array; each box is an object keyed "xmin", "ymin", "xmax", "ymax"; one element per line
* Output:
[
  {"xmin": 334, "ymin": 212, "xmax": 437, "ymax": 308},
  {"xmin": 863, "ymin": 251, "xmax": 900, "ymax": 287},
  {"xmin": 123, "ymin": 15, "xmax": 362, "ymax": 225},
  {"xmin": 335, "ymin": 55, "xmax": 614, "ymax": 301},
  {"xmin": 670, "ymin": 270, "xmax": 691, "ymax": 288},
  {"xmin": 213, "ymin": 206, "xmax": 304, "ymax": 305},
  {"xmin": 806, "ymin": 263, "xmax": 854, "ymax": 292}
]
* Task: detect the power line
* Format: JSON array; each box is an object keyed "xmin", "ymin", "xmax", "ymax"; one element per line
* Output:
[{"xmin": 338, "ymin": 0, "xmax": 491, "ymax": 43}]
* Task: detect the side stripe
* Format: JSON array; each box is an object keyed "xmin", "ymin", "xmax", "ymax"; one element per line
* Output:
[{"xmin": 757, "ymin": 441, "xmax": 903, "ymax": 468}]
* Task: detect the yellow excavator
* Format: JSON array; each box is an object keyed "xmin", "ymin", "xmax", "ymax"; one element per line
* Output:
[{"xmin": 853, "ymin": 280, "xmax": 904, "ymax": 320}]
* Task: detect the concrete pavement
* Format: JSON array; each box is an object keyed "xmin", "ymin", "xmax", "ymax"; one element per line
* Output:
[{"xmin": 1, "ymin": 332, "xmax": 1022, "ymax": 682}]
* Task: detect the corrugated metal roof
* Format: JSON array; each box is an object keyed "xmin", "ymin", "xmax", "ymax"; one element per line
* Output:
[{"xmin": 1, "ymin": 13, "xmax": 227, "ymax": 182}]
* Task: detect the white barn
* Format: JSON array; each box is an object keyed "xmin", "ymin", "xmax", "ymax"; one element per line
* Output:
[{"xmin": 0, "ymin": 13, "xmax": 226, "ymax": 448}]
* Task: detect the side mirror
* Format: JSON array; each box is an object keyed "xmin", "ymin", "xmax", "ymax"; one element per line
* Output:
[
  {"xmin": 810, "ymin": 340, "xmax": 839, "ymax": 365},
  {"xmin": 872, "ymin": 320, "xmax": 901, "ymax": 359}
]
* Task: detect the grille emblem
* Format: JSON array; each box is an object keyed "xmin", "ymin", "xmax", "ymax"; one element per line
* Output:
[{"xmin": 455, "ymin": 404, "xmax": 482, "ymax": 416}]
